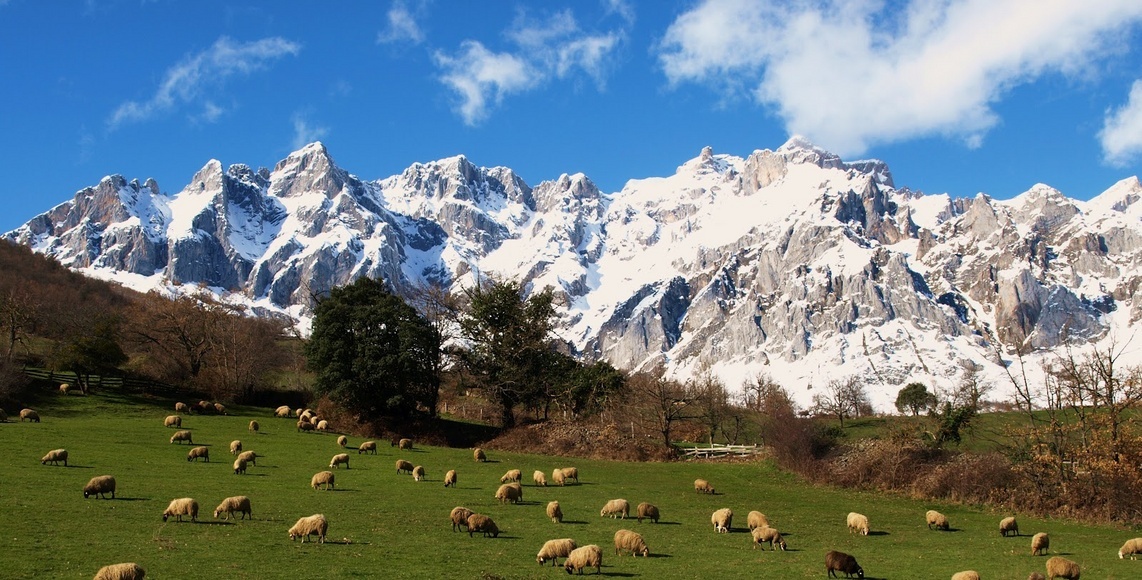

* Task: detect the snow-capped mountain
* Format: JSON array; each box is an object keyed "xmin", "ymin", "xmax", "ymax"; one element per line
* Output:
[{"xmin": 9, "ymin": 138, "xmax": 1142, "ymax": 410}]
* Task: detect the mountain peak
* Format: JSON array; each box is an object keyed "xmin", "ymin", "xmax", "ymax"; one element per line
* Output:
[{"xmin": 777, "ymin": 134, "xmax": 821, "ymax": 153}]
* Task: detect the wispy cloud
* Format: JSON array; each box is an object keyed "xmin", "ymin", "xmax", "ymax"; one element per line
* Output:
[
  {"xmin": 291, "ymin": 112, "xmax": 329, "ymax": 150},
  {"xmin": 108, "ymin": 36, "xmax": 300, "ymax": 130},
  {"xmin": 434, "ymin": 7, "xmax": 626, "ymax": 125},
  {"xmin": 657, "ymin": 0, "xmax": 1142, "ymax": 156},
  {"xmin": 603, "ymin": 0, "xmax": 635, "ymax": 25},
  {"xmin": 377, "ymin": 0, "xmax": 426, "ymax": 45},
  {"xmin": 1101, "ymin": 80, "xmax": 1142, "ymax": 166}
]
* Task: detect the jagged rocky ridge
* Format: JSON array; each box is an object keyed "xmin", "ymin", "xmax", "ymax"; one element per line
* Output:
[{"xmin": 8, "ymin": 138, "xmax": 1142, "ymax": 409}]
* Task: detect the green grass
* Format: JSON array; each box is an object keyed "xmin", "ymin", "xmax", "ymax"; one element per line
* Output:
[{"xmin": 2, "ymin": 392, "xmax": 1140, "ymax": 579}]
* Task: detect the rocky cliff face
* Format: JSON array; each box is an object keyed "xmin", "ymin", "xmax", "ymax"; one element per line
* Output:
[{"xmin": 7, "ymin": 138, "xmax": 1142, "ymax": 408}]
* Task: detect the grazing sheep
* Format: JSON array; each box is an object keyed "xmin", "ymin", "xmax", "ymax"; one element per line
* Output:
[
  {"xmin": 951, "ymin": 572, "xmax": 981, "ymax": 580},
  {"xmin": 20, "ymin": 408, "xmax": 40, "ymax": 422},
  {"xmin": 1032, "ymin": 532, "xmax": 1050, "ymax": 556},
  {"xmin": 752, "ymin": 526, "xmax": 787, "ymax": 550},
  {"xmin": 237, "ymin": 450, "xmax": 258, "ymax": 466},
  {"xmin": 496, "ymin": 483, "xmax": 524, "ymax": 504},
  {"xmin": 847, "ymin": 512, "xmax": 870, "ymax": 536},
  {"xmin": 274, "ymin": 405, "xmax": 292, "ymax": 418},
  {"xmin": 395, "ymin": 459, "xmax": 414, "ymax": 474},
  {"xmin": 230, "ymin": 440, "xmax": 242, "ymax": 455},
  {"xmin": 398, "ymin": 438, "xmax": 413, "ymax": 450},
  {"xmin": 233, "ymin": 457, "xmax": 248, "ymax": 475},
  {"xmin": 358, "ymin": 440, "xmax": 377, "ymax": 454},
  {"xmin": 473, "ymin": 447, "xmax": 487, "ymax": 462},
  {"xmin": 213, "ymin": 495, "xmax": 252, "ymax": 520},
  {"xmin": 450, "ymin": 506, "xmax": 474, "ymax": 532},
  {"xmin": 444, "ymin": 469, "xmax": 457, "ymax": 488},
  {"xmin": 297, "ymin": 420, "xmax": 315, "ymax": 433},
  {"xmin": 547, "ymin": 500, "xmax": 563, "ymax": 523},
  {"xmin": 1045, "ymin": 556, "xmax": 1080, "ymax": 579},
  {"xmin": 601, "ymin": 499, "xmax": 630, "ymax": 519},
  {"xmin": 537, "ymin": 538, "xmax": 577, "ymax": 566},
  {"xmin": 1029, "ymin": 573, "xmax": 1046, "ymax": 580},
  {"xmin": 413, "ymin": 465, "xmax": 426, "ymax": 481},
  {"xmin": 213, "ymin": 403, "xmax": 226, "ymax": 415},
  {"xmin": 294, "ymin": 408, "xmax": 304, "ymax": 418},
  {"xmin": 288, "ymin": 514, "xmax": 328, "ymax": 543},
  {"xmin": 175, "ymin": 402, "xmax": 190, "ymax": 414},
  {"xmin": 186, "ymin": 446, "xmax": 209, "ymax": 462},
  {"xmin": 83, "ymin": 475, "xmax": 116, "ymax": 499},
  {"xmin": 825, "ymin": 550, "xmax": 864, "ymax": 579},
  {"xmin": 636, "ymin": 502, "xmax": 660, "ymax": 524},
  {"xmin": 747, "ymin": 511, "xmax": 770, "ymax": 530},
  {"xmin": 614, "ymin": 529, "xmax": 649, "ymax": 557},
  {"xmin": 694, "ymin": 478, "xmax": 715, "ymax": 494},
  {"xmin": 299, "ymin": 410, "xmax": 313, "ymax": 423},
  {"xmin": 533, "ymin": 470, "xmax": 548, "ymax": 486},
  {"xmin": 563, "ymin": 544, "xmax": 602, "ymax": 575},
  {"xmin": 466, "ymin": 513, "xmax": 500, "ymax": 538},
  {"xmin": 315, "ymin": 420, "xmax": 329, "ymax": 431},
  {"xmin": 248, "ymin": 420, "xmax": 259, "ymax": 432},
  {"xmin": 501, "ymin": 469, "xmax": 522, "ymax": 483},
  {"xmin": 197, "ymin": 400, "xmax": 212, "ymax": 414},
  {"xmin": 161, "ymin": 497, "xmax": 198, "ymax": 522},
  {"xmin": 311, "ymin": 470, "xmax": 335, "ymax": 490},
  {"xmin": 163, "ymin": 415, "xmax": 181, "ymax": 428},
  {"xmin": 1119, "ymin": 537, "xmax": 1142, "ymax": 559},
  {"xmin": 561, "ymin": 467, "xmax": 579, "ymax": 483},
  {"xmin": 41, "ymin": 448, "xmax": 68, "ymax": 466},
  {"xmin": 553, "ymin": 468, "xmax": 567, "ymax": 486},
  {"xmin": 711, "ymin": 508, "xmax": 733, "ymax": 533},
  {"xmin": 59, "ymin": 383, "xmax": 71, "ymax": 396},
  {"xmin": 330, "ymin": 453, "xmax": 350, "ymax": 469},
  {"xmin": 926, "ymin": 509, "xmax": 950, "ymax": 531},
  {"xmin": 93, "ymin": 562, "xmax": 146, "ymax": 580},
  {"xmin": 169, "ymin": 430, "xmax": 192, "ymax": 445},
  {"xmin": 337, "ymin": 435, "xmax": 348, "ymax": 448},
  {"xmin": 1000, "ymin": 516, "xmax": 1019, "ymax": 537}
]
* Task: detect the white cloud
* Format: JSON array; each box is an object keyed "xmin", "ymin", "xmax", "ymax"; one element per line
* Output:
[
  {"xmin": 108, "ymin": 36, "xmax": 300, "ymax": 130},
  {"xmin": 377, "ymin": 0, "xmax": 425, "ymax": 45},
  {"xmin": 434, "ymin": 41, "xmax": 536, "ymax": 126},
  {"xmin": 1101, "ymin": 80, "xmax": 1142, "ymax": 166},
  {"xmin": 602, "ymin": 0, "xmax": 635, "ymax": 25},
  {"xmin": 291, "ymin": 113, "xmax": 330, "ymax": 150},
  {"xmin": 658, "ymin": 0, "xmax": 1142, "ymax": 156}
]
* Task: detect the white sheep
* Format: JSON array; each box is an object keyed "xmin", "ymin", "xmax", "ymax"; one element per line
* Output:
[
  {"xmin": 711, "ymin": 508, "xmax": 733, "ymax": 533},
  {"xmin": 1000, "ymin": 516, "xmax": 1019, "ymax": 537},
  {"xmin": 315, "ymin": 419, "xmax": 329, "ymax": 431},
  {"xmin": 274, "ymin": 405, "xmax": 292, "ymax": 418},
  {"xmin": 547, "ymin": 500, "xmax": 563, "ymax": 523},
  {"xmin": 636, "ymin": 502, "xmax": 660, "ymax": 524},
  {"xmin": 186, "ymin": 446, "xmax": 209, "ymax": 462},
  {"xmin": 501, "ymin": 469, "xmax": 522, "ymax": 483},
  {"xmin": 248, "ymin": 420, "xmax": 259, "ymax": 432},
  {"xmin": 496, "ymin": 483, "xmax": 524, "ymax": 504},
  {"xmin": 751, "ymin": 526, "xmax": 787, "ymax": 550},
  {"xmin": 297, "ymin": 420, "xmax": 315, "ymax": 433},
  {"xmin": 951, "ymin": 572, "xmax": 981, "ymax": 580},
  {"xmin": 473, "ymin": 447, "xmax": 487, "ymax": 462},
  {"xmin": 175, "ymin": 402, "xmax": 190, "ymax": 414},
  {"xmin": 311, "ymin": 470, "xmax": 335, "ymax": 490},
  {"xmin": 213, "ymin": 403, "xmax": 226, "ymax": 415},
  {"xmin": 237, "ymin": 450, "xmax": 258, "ymax": 466},
  {"xmin": 162, "ymin": 497, "xmax": 198, "ymax": 522},
  {"xmin": 337, "ymin": 435, "xmax": 348, "ymax": 448},
  {"xmin": 289, "ymin": 514, "xmax": 328, "ymax": 543},
  {"xmin": 444, "ymin": 469, "xmax": 457, "ymax": 487},
  {"xmin": 553, "ymin": 468, "xmax": 567, "ymax": 486},
  {"xmin": 533, "ymin": 470, "xmax": 548, "ymax": 486},
  {"xmin": 233, "ymin": 456, "xmax": 248, "ymax": 475},
  {"xmin": 169, "ymin": 430, "xmax": 193, "ymax": 444},
  {"xmin": 59, "ymin": 383, "xmax": 71, "ymax": 396},
  {"xmin": 1032, "ymin": 532, "xmax": 1050, "ymax": 556},
  {"xmin": 413, "ymin": 465, "xmax": 426, "ymax": 481},
  {"xmin": 747, "ymin": 511, "xmax": 770, "ymax": 530},
  {"xmin": 358, "ymin": 440, "xmax": 377, "ymax": 454},
  {"xmin": 563, "ymin": 544, "xmax": 602, "ymax": 575},
  {"xmin": 20, "ymin": 408, "xmax": 40, "ymax": 422},
  {"xmin": 537, "ymin": 538, "xmax": 577, "ymax": 566},
  {"xmin": 1045, "ymin": 556, "xmax": 1079, "ymax": 579},
  {"xmin": 466, "ymin": 513, "xmax": 500, "ymax": 538},
  {"xmin": 213, "ymin": 495, "xmax": 252, "ymax": 520},
  {"xmin": 397, "ymin": 437, "xmax": 413, "ymax": 450},
  {"xmin": 1119, "ymin": 537, "xmax": 1142, "ymax": 559},
  {"xmin": 926, "ymin": 509, "xmax": 950, "ymax": 530},
  {"xmin": 561, "ymin": 467, "xmax": 579, "ymax": 483},
  {"xmin": 41, "ymin": 448, "xmax": 68, "ymax": 466},
  {"xmin": 694, "ymin": 478, "xmax": 715, "ymax": 494},
  {"xmin": 230, "ymin": 440, "xmax": 242, "ymax": 455},
  {"xmin": 395, "ymin": 459, "xmax": 414, "ymax": 474},
  {"xmin": 450, "ymin": 506, "xmax": 474, "ymax": 532},
  {"xmin": 330, "ymin": 453, "xmax": 350, "ymax": 469},
  {"xmin": 163, "ymin": 415, "xmax": 181, "ymax": 428},
  {"xmin": 847, "ymin": 512, "xmax": 870, "ymax": 535},
  {"xmin": 83, "ymin": 475, "xmax": 116, "ymax": 499},
  {"xmin": 614, "ymin": 529, "xmax": 649, "ymax": 557},
  {"xmin": 93, "ymin": 562, "xmax": 146, "ymax": 580},
  {"xmin": 600, "ymin": 499, "xmax": 630, "ymax": 519}
]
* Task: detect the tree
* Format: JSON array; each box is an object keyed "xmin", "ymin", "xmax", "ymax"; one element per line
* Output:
[
  {"xmin": 812, "ymin": 376, "xmax": 870, "ymax": 428},
  {"xmin": 0, "ymin": 286, "xmax": 36, "ymax": 362},
  {"xmin": 52, "ymin": 314, "xmax": 128, "ymax": 394},
  {"xmin": 629, "ymin": 372, "xmax": 700, "ymax": 449},
  {"xmin": 895, "ymin": 382, "xmax": 937, "ymax": 416},
  {"xmin": 305, "ymin": 277, "xmax": 441, "ymax": 421},
  {"xmin": 691, "ymin": 370, "xmax": 730, "ymax": 444}
]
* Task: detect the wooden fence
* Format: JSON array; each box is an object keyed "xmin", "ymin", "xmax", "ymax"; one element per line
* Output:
[
  {"xmin": 681, "ymin": 443, "xmax": 765, "ymax": 459},
  {"xmin": 22, "ymin": 366, "xmax": 178, "ymax": 397}
]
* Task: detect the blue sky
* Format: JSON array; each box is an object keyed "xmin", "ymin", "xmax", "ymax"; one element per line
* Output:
[{"xmin": 3, "ymin": 0, "xmax": 1142, "ymax": 234}]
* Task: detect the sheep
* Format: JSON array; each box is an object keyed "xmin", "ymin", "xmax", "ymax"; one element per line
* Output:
[
  {"xmin": 83, "ymin": 475, "xmax": 116, "ymax": 499},
  {"xmin": 297, "ymin": 420, "xmax": 315, "ymax": 433},
  {"xmin": 496, "ymin": 483, "xmax": 524, "ymax": 504},
  {"xmin": 213, "ymin": 403, "xmax": 226, "ymax": 415},
  {"xmin": 330, "ymin": 453, "xmax": 350, "ymax": 469},
  {"xmin": 237, "ymin": 450, "xmax": 258, "ymax": 466},
  {"xmin": 186, "ymin": 446, "xmax": 210, "ymax": 462},
  {"xmin": 289, "ymin": 514, "xmax": 328, "ymax": 543},
  {"xmin": 161, "ymin": 497, "xmax": 198, "ymax": 522},
  {"xmin": 20, "ymin": 408, "xmax": 40, "ymax": 422},
  {"xmin": 474, "ymin": 447, "xmax": 487, "ymax": 462},
  {"xmin": 563, "ymin": 544, "xmax": 602, "ymax": 575},
  {"xmin": 311, "ymin": 470, "xmax": 335, "ymax": 490},
  {"xmin": 1000, "ymin": 516, "xmax": 1020, "ymax": 537},
  {"xmin": 951, "ymin": 572, "xmax": 981, "ymax": 580},
  {"xmin": 751, "ymin": 526, "xmax": 787, "ymax": 550},
  {"xmin": 358, "ymin": 440, "xmax": 377, "ymax": 454},
  {"xmin": 547, "ymin": 500, "xmax": 563, "ymax": 523},
  {"xmin": 847, "ymin": 512, "xmax": 870, "ymax": 535},
  {"xmin": 926, "ymin": 509, "xmax": 950, "ymax": 531},
  {"xmin": 614, "ymin": 529, "xmax": 649, "ymax": 557},
  {"xmin": 294, "ymin": 408, "xmax": 304, "ymax": 418},
  {"xmin": 553, "ymin": 468, "xmax": 567, "ymax": 486},
  {"xmin": 395, "ymin": 459, "xmax": 414, "ymax": 474},
  {"xmin": 501, "ymin": 469, "xmax": 522, "ymax": 483},
  {"xmin": 825, "ymin": 550, "xmax": 864, "ymax": 579},
  {"xmin": 694, "ymin": 478, "xmax": 715, "ymax": 494},
  {"xmin": 413, "ymin": 465, "xmax": 426, "ymax": 481},
  {"xmin": 711, "ymin": 508, "xmax": 733, "ymax": 533},
  {"xmin": 466, "ymin": 513, "xmax": 500, "ymax": 538},
  {"xmin": 533, "ymin": 470, "xmax": 548, "ymax": 486},
  {"xmin": 93, "ymin": 562, "xmax": 146, "ymax": 580},
  {"xmin": 230, "ymin": 440, "xmax": 242, "ymax": 455},
  {"xmin": 213, "ymin": 495, "xmax": 252, "ymax": 520},
  {"xmin": 1032, "ymin": 532, "xmax": 1050, "ymax": 556},
  {"xmin": 747, "ymin": 511, "xmax": 771, "ymax": 530},
  {"xmin": 561, "ymin": 467, "xmax": 579, "ymax": 483},
  {"xmin": 397, "ymin": 437, "xmax": 413, "ymax": 450},
  {"xmin": 450, "ymin": 506, "xmax": 474, "ymax": 532},
  {"xmin": 1029, "ymin": 574, "xmax": 1047, "ymax": 580},
  {"xmin": 233, "ymin": 457, "xmax": 247, "ymax": 475},
  {"xmin": 248, "ymin": 420, "xmax": 259, "ymax": 432},
  {"xmin": 175, "ymin": 402, "xmax": 190, "ymax": 414},
  {"xmin": 1119, "ymin": 537, "xmax": 1142, "ymax": 559},
  {"xmin": 41, "ymin": 448, "xmax": 68, "ymax": 466},
  {"xmin": 444, "ymin": 469, "xmax": 457, "ymax": 487},
  {"xmin": 316, "ymin": 420, "xmax": 329, "ymax": 431},
  {"xmin": 169, "ymin": 430, "xmax": 192, "ymax": 445},
  {"xmin": 636, "ymin": 502, "xmax": 660, "ymax": 524},
  {"xmin": 1045, "ymin": 556, "xmax": 1080, "ymax": 579},
  {"xmin": 59, "ymin": 383, "xmax": 71, "ymax": 395},
  {"xmin": 601, "ymin": 499, "xmax": 630, "ymax": 519},
  {"xmin": 163, "ymin": 415, "xmax": 181, "ymax": 428},
  {"xmin": 537, "ymin": 538, "xmax": 577, "ymax": 566},
  {"xmin": 337, "ymin": 435, "xmax": 348, "ymax": 448},
  {"xmin": 275, "ymin": 405, "xmax": 292, "ymax": 418},
  {"xmin": 197, "ymin": 400, "xmax": 212, "ymax": 414}
]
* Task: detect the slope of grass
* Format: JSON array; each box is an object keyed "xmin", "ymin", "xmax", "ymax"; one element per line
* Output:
[{"xmin": 1, "ymin": 391, "xmax": 1139, "ymax": 579}]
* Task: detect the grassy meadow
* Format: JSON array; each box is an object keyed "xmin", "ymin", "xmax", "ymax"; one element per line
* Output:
[{"xmin": 2, "ymin": 391, "xmax": 1141, "ymax": 579}]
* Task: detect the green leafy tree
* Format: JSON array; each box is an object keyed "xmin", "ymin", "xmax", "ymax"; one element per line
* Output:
[
  {"xmin": 305, "ymin": 278, "xmax": 441, "ymax": 421},
  {"xmin": 895, "ymin": 382, "xmax": 937, "ymax": 416}
]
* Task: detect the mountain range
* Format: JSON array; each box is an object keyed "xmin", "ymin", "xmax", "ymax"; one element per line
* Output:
[{"xmin": 8, "ymin": 137, "xmax": 1142, "ymax": 410}]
